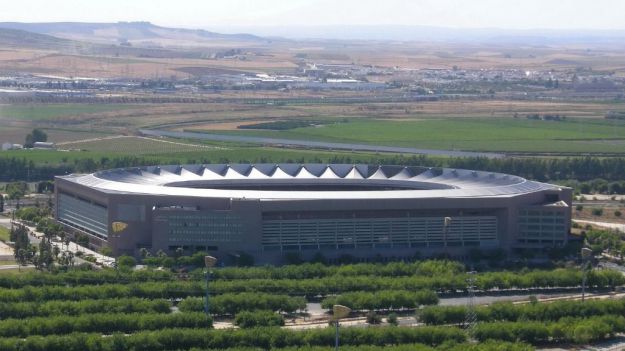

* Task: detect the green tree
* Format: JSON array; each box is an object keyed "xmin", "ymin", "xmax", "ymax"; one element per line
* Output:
[
  {"xmin": 24, "ymin": 128, "xmax": 47, "ymax": 148},
  {"xmin": 117, "ymin": 255, "xmax": 136, "ymax": 269}
]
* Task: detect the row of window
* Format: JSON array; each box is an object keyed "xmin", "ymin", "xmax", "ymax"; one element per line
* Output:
[
  {"xmin": 58, "ymin": 194, "xmax": 108, "ymax": 238},
  {"xmin": 262, "ymin": 216, "xmax": 498, "ymax": 252}
]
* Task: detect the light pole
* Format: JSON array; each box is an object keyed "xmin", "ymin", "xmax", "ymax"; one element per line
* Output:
[
  {"xmin": 333, "ymin": 304, "xmax": 351, "ymax": 351},
  {"xmin": 443, "ymin": 217, "xmax": 452, "ymax": 257},
  {"xmin": 581, "ymin": 247, "xmax": 593, "ymax": 302},
  {"xmin": 204, "ymin": 255, "xmax": 217, "ymax": 318}
]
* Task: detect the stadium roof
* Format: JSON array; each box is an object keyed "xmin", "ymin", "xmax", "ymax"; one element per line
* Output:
[{"xmin": 58, "ymin": 164, "xmax": 562, "ymax": 200}]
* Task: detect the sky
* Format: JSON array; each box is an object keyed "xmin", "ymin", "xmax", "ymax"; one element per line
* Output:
[{"xmin": 3, "ymin": 0, "xmax": 625, "ymax": 31}]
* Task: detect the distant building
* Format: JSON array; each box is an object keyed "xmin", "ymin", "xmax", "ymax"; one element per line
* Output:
[
  {"xmin": 2, "ymin": 142, "xmax": 23, "ymax": 151},
  {"xmin": 33, "ymin": 142, "xmax": 55, "ymax": 149}
]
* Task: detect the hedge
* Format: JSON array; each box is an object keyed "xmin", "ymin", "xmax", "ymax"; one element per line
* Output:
[
  {"xmin": 0, "ymin": 298, "xmax": 171, "ymax": 319},
  {"xmin": 234, "ymin": 310, "xmax": 285, "ymax": 328},
  {"xmin": 0, "ymin": 312, "xmax": 212, "ymax": 337},
  {"xmin": 0, "ymin": 326, "xmax": 466, "ymax": 351},
  {"xmin": 179, "ymin": 293, "xmax": 306, "ymax": 315},
  {"xmin": 419, "ymin": 298, "xmax": 625, "ymax": 325}
]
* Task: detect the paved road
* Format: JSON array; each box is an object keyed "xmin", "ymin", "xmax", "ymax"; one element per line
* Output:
[{"xmin": 139, "ymin": 129, "xmax": 505, "ymax": 159}]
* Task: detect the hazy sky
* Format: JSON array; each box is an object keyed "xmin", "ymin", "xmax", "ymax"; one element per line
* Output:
[{"xmin": 4, "ymin": 0, "xmax": 625, "ymax": 30}]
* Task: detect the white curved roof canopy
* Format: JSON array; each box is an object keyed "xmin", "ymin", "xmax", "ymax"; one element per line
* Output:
[{"xmin": 59, "ymin": 164, "xmax": 561, "ymax": 200}]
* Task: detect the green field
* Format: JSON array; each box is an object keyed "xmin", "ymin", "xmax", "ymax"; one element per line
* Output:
[
  {"xmin": 0, "ymin": 227, "xmax": 9, "ymax": 242},
  {"xmin": 197, "ymin": 117, "xmax": 625, "ymax": 154},
  {"xmin": 0, "ymin": 103, "xmax": 143, "ymax": 121},
  {"xmin": 1, "ymin": 145, "xmax": 393, "ymax": 166}
]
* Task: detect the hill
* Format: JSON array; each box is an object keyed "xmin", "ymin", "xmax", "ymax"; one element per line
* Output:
[
  {"xmin": 0, "ymin": 21, "xmax": 268, "ymax": 47},
  {"xmin": 0, "ymin": 27, "xmax": 90, "ymax": 51}
]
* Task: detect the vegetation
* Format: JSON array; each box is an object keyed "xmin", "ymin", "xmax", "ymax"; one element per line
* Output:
[
  {"xmin": 0, "ymin": 298, "xmax": 171, "ymax": 319},
  {"xmin": 178, "ymin": 293, "xmax": 306, "ymax": 315},
  {"xmin": 234, "ymin": 310, "xmax": 285, "ymax": 328},
  {"xmin": 201, "ymin": 118, "xmax": 625, "ymax": 154},
  {"xmin": 474, "ymin": 315, "xmax": 625, "ymax": 344},
  {"xmin": 419, "ymin": 298, "xmax": 625, "ymax": 325},
  {"xmin": 238, "ymin": 120, "xmax": 334, "ymax": 130},
  {"xmin": 0, "ymin": 326, "xmax": 467, "ymax": 350},
  {"xmin": 8, "ymin": 153, "xmax": 625, "ymax": 185},
  {"xmin": 24, "ymin": 128, "xmax": 47, "ymax": 148},
  {"xmin": 0, "ymin": 312, "xmax": 212, "ymax": 337}
]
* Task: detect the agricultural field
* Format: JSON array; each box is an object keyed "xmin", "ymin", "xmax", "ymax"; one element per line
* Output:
[
  {"xmin": 0, "ymin": 103, "xmax": 143, "ymax": 121},
  {"xmin": 0, "ymin": 142, "xmax": 389, "ymax": 166},
  {"xmin": 192, "ymin": 117, "xmax": 625, "ymax": 154}
]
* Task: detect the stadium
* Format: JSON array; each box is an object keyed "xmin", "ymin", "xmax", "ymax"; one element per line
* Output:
[{"xmin": 54, "ymin": 164, "xmax": 572, "ymax": 264}]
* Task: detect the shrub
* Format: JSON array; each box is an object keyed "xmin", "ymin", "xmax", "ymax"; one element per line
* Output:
[
  {"xmin": 387, "ymin": 313, "xmax": 399, "ymax": 326},
  {"xmin": 615, "ymin": 210, "xmax": 622, "ymax": 217},
  {"xmin": 117, "ymin": 255, "xmax": 136, "ymax": 268},
  {"xmin": 592, "ymin": 208, "xmax": 604, "ymax": 216},
  {"xmin": 366, "ymin": 311, "xmax": 382, "ymax": 324}
]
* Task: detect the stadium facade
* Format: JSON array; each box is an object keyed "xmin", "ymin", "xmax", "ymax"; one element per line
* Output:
[{"xmin": 54, "ymin": 164, "xmax": 572, "ymax": 264}]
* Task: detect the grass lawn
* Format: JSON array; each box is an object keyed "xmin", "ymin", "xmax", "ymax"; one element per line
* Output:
[
  {"xmin": 194, "ymin": 117, "xmax": 625, "ymax": 154},
  {"xmin": 0, "ymin": 103, "xmax": 144, "ymax": 121},
  {"xmin": 0, "ymin": 226, "xmax": 9, "ymax": 242}
]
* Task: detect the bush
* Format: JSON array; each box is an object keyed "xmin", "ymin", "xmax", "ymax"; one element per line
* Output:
[
  {"xmin": 615, "ymin": 210, "xmax": 622, "ymax": 217},
  {"xmin": 592, "ymin": 208, "xmax": 604, "ymax": 216},
  {"xmin": 366, "ymin": 311, "xmax": 382, "ymax": 324},
  {"xmin": 234, "ymin": 310, "xmax": 285, "ymax": 328},
  {"xmin": 117, "ymin": 255, "xmax": 136, "ymax": 268},
  {"xmin": 576, "ymin": 205, "xmax": 583, "ymax": 211},
  {"xmin": 387, "ymin": 313, "xmax": 399, "ymax": 326}
]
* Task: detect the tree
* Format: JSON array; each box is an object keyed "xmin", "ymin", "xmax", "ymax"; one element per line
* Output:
[
  {"xmin": 387, "ymin": 313, "xmax": 399, "ymax": 326},
  {"xmin": 24, "ymin": 128, "xmax": 47, "ymax": 148},
  {"xmin": 117, "ymin": 255, "xmax": 136, "ymax": 269},
  {"xmin": 5, "ymin": 182, "xmax": 27, "ymax": 201},
  {"xmin": 0, "ymin": 194, "xmax": 4, "ymax": 213},
  {"xmin": 367, "ymin": 311, "xmax": 382, "ymax": 324}
]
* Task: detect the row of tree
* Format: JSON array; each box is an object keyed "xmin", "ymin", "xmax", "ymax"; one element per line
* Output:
[
  {"xmin": 321, "ymin": 290, "xmax": 439, "ymax": 311},
  {"xmin": 0, "ymin": 298, "xmax": 171, "ymax": 319},
  {"xmin": 0, "ymin": 326, "xmax": 467, "ymax": 351},
  {"xmin": 419, "ymin": 298, "xmax": 625, "ymax": 325},
  {"xmin": 0, "ymin": 267, "xmax": 174, "ymax": 288},
  {"xmin": 233, "ymin": 310, "xmax": 285, "ymax": 328},
  {"xmin": 0, "ymin": 312, "xmax": 211, "ymax": 338},
  {"xmin": 0, "ymin": 269, "xmax": 622, "ymax": 301},
  {"xmin": 196, "ymin": 260, "xmax": 465, "ymax": 281},
  {"xmin": 474, "ymin": 315, "xmax": 625, "ymax": 345},
  {"xmin": 5, "ymin": 154, "xmax": 625, "ymax": 182},
  {"xmin": 178, "ymin": 293, "xmax": 306, "ymax": 315}
]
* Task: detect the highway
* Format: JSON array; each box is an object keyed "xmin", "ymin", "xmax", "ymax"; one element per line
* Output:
[{"xmin": 139, "ymin": 129, "xmax": 505, "ymax": 159}]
